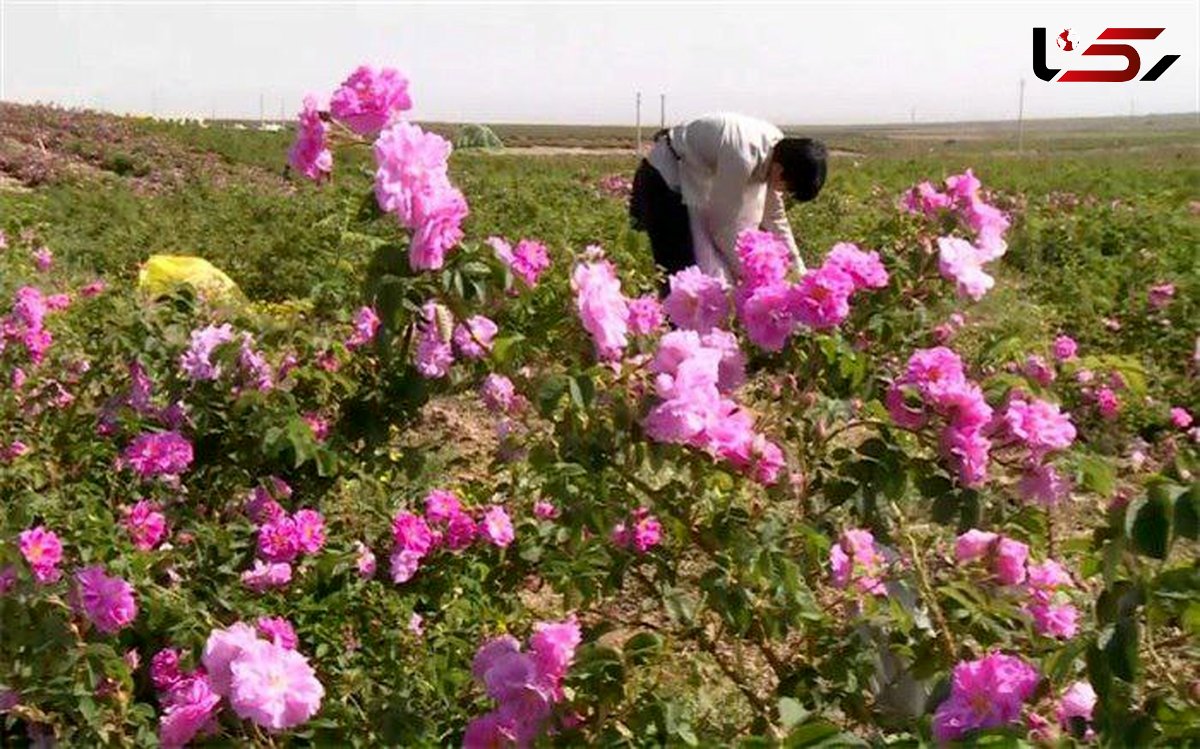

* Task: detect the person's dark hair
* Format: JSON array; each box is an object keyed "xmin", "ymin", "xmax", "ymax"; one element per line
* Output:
[{"xmin": 773, "ymin": 137, "xmax": 827, "ymax": 203}]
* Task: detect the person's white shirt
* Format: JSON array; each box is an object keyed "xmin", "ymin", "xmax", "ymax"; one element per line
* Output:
[{"xmin": 647, "ymin": 112, "xmax": 803, "ymax": 281}]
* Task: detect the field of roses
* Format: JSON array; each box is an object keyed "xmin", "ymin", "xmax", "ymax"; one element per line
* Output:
[{"xmin": 1, "ymin": 65, "xmax": 1197, "ymax": 747}]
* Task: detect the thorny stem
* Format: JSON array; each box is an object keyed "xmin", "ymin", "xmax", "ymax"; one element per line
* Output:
[
  {"xmin": 895, "ymin": 506, "xmax": 957, "ymax": 662},
  {"xmin": 820, "ymin": 418, "xmax": 892, "ymax": 447},
  {"xmin": 630, "ymin": 566, "xmax": 780, "ymax": 736}
]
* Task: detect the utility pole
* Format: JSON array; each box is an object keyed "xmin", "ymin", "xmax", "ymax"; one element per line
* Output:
[
  {"xmin": 1017, "ymin": 78, "xmax": 1026, "ymax": 154},
  {"xmin": 636, "ymin": 91, "xmax": 642, "ymax": 155},
  {"xmin": 910, "ymin": 106, "xmax": 916, "ymax": 124},
  {"xmin": 660, "ymin": 93, "xmax": 665, "ymax": 128}
]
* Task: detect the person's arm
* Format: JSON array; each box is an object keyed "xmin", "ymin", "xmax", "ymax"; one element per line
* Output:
[{"xmin": 761, "ymin": 187, "xmax": 806, "ymax": 273}]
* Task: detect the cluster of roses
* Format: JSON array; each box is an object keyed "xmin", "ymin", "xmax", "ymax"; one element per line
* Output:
[
  {"xmin": 388, "ymin": 490, "xmax": 515, "ymax": 584},
  {"xmin": 242, "ymin": 479, "xmax": 326, "ymax": 593},
  {"xmin": 610, "ymin": 507, "xmax": 663, "ymax": 554},
  {"xmin": 120, "ymin": 430, "xmax": 195, "ymax": 483},
  {"xmin": 414, "ymin": 300, "xmax": 500, "ymax": 379},
  {"xmin": 956, "ymin": 529, "xmax": 1080, "ymax": 639},
  {"xmin": 643, "ymin": 329, "xmax": 785, "ymax": 485},
  {"xmin": 1, "ymin": 285, "xmax": 69, "ymax": 365},
  {"xmin": 887, "ymin": 347, "xmax": 993, "ymax": 487},
  {"xmin": 932, "ymin": 652, "xmax": 1096, "ymax": 743},
  {"xmin": 999, "ymin": 394, "xmax": 1077, "ymax": 506},
  {"xmin": 9, "ymin": 526, "xmax": 138, "ymax": 633},
  {"xmin": 464, "ymin": 616, "xmax": 582, "ymax": 748},
  {"xmin": 178, "ymin": 323, "xmax": 278, "ymax": 395},
  {"xmin": 731, "ymin": 232, "xmax": 889, "ymax": 351},
  {"xmin": 154, "ymin": 619, "xmax": 324, "ymax": 747},
  {"xmin": 903, "ymin": 169, "xmax": 1010, "ymax": 301},
  {"xmin": 288, "ymin": 65, "xmax": 468, "ymax": 272},
  {"xmin": 828, "ymin": 528, "xmax": 888, "ymax": 596}
]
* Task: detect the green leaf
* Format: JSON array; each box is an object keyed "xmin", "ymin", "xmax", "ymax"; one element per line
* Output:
[
  {"xmin": 1078, "ymin": 454, "xmax": 1116, "ymax": 497},
  {"xmin": 1173, "ymin": 483, "xmax": 1198, "ymax": 541},
  {"xmin": 777, "ymin": 697, "xmax": 808, "ymax": 730},
  {"xmin": 623, "ymin": 632, "xmax": 663, "ymax": 665},
  {"xmin": 1127, "ymin": 492, "xmax": 1172, "ymax": 559}
]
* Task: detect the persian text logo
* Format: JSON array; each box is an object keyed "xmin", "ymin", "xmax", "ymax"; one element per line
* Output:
[{"xmin": 1033, "ymin": 28, "xmax": 1181, "ymax": 82}]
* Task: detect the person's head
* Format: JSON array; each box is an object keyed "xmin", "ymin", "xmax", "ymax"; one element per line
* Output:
[{"xmin": 770, "ymin": 137, "xmax": 828, "ymax": 203}]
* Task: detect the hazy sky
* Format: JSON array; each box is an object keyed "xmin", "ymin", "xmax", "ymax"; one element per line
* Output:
[{"xmin": 1, "ymin": 1, "xmax": 1197, "ymax": 125}]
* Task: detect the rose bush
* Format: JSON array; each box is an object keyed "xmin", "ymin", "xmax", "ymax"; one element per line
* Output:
[{"xmin": 0, "ymin": 67, "xmax": 1196, "ymax": 747}]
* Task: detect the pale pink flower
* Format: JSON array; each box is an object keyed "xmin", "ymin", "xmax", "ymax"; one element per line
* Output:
[
  {"xmin": 408, "ymin": 612, "xmax": 425, "ymax": 636},
  {"xmin": 1056, "ymin": 681, "xmax": 1097, "ymax": 736},
  {"xmin": 627, "ymin": 295, "xmax": 665, "ymax": 335},
  {"xmin": 480, "ymin": 505, "xmax": 515, "ymax": 548},
  {"xmin": 529, "ymin": 615, "xmax": 582, "ymax": 699},
  {"xmin": 789, "ymin": 264, "xmax": 855, "ymax": 329},
  {"xmin": 824, "ymin": 242, "xmax": 889, "ymax": 291},
  {"xmin": 1029, "ymin": 602, "xmax": 1079, "ymax": 639},
  {"xmin": 571, "ymin": 258, "xmax": 630, "ymax": 360},
  {"xmin": 829, "ymin": 528, "xmax": 886, "ymax": 596},
  {"xmin": 994, "ymin": 537, "xmax": 1029, "ymax": 586},
  {"xmin": 303, "ymin": 412, "xmax": 330, "ymax": 442},
  {"xmin": 735, "ymin": 230, "xmax": 792, "ymax": 288},
  {"xmin": 737, "ymin": 282, "xmax": 795, "ymax": 351},
  {"xmin": 241, "ymin": 560, "xmax": 293, "ymax": 593},
  {"xmin": 228, "ymin": 638, "xmax": 324, "ymax": 730},
  {"xmin": 1003, "ymin": 398, "xmax": 1076, "ymax": 459},
  {"xmin": 179, "ymin": 323, "xmax": 235, "ymax": 381},
  {"xmin": 158, "ymin": 672, "xmax": 220, "ymax": 748},
  {"xmin": 329, "ymin": 65, "xmax": 411, "ymax": 135},
  {"xmin": 533, "ymin": 501, "xmax": 559, "ymax": 520},
  {"xmin": 389, "ymin": 548, "xmax": 423, "ymax": 584},
  {"xmin": 937, "ymin": 236, "xmax": 994, "ymax": 301},
  {"xmin": 663, "ymin": 266, "xmax": 729, "ymax": 333},
  {"xmin": 1170, "ymin": 407, "xmax": 1193, "ymax": 429},
  {"xmin": 354, "ymin": 541, "xmax": 377, "ymax": 579},
  {"xmin": 453, "ymin": 315, "xmax": 499, "ymax": 359},
  {"xmin": 202, "ymin": 622, "xmax": 259, "ymax": 695},
  {"xmin": 955, "ymin": 529, "xmax": 998, "ymax": 562},
  {"xmin": 1018, "ymin": 464, "xmax": 1072, "ymax": 506}
]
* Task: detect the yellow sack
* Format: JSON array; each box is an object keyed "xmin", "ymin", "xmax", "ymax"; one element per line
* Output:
[{"xmin": 138, "ymin": 255, "xmax": 242, "ymax": 302}]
